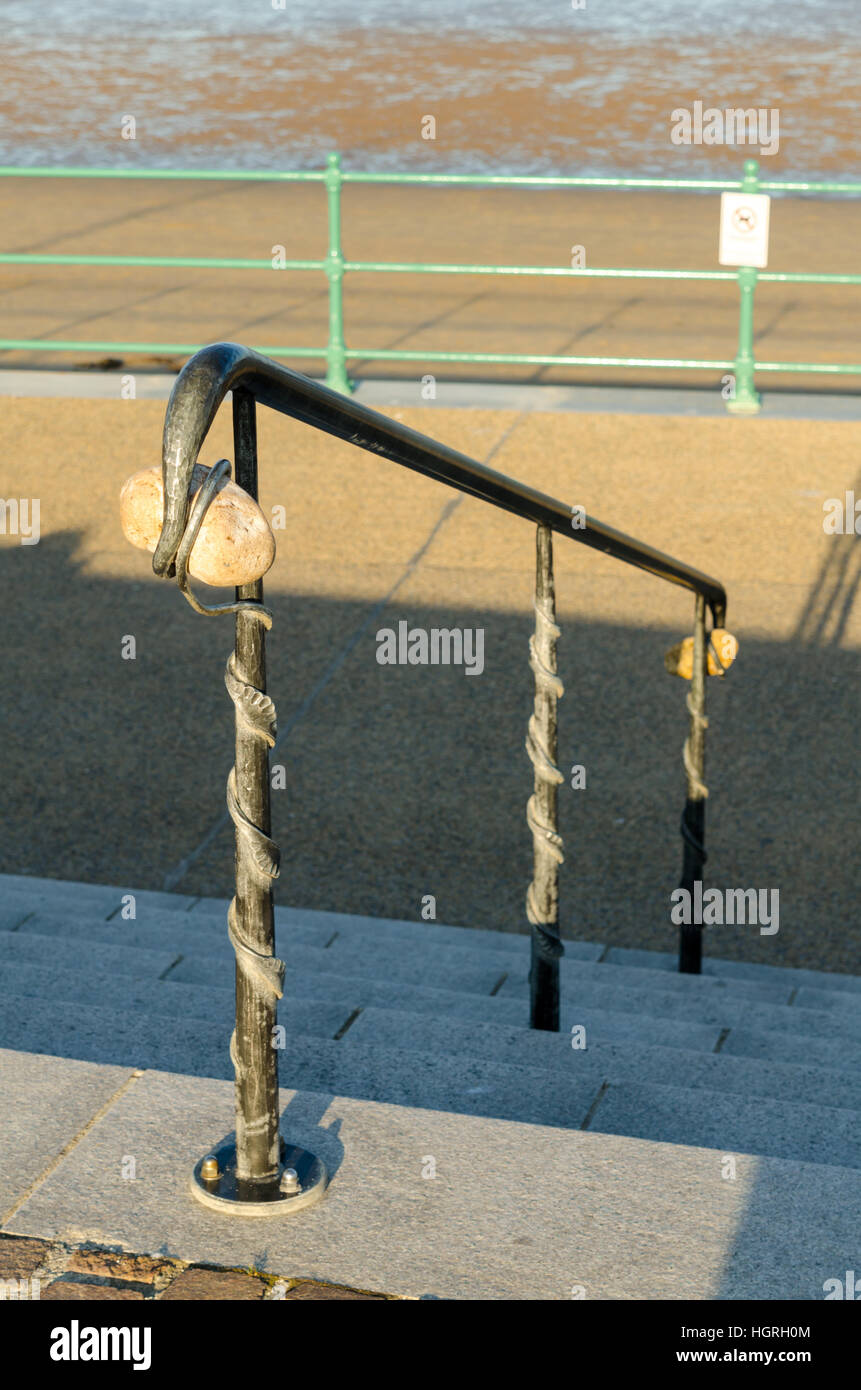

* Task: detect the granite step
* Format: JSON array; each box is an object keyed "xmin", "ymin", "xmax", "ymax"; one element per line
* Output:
[{"xmin": 0, "ymin": 994, "xmax": 605, "ymax": 1130}]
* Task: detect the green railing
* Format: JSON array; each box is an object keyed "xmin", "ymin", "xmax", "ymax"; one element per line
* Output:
[{"xmin": 1, "ymin": 155, "xmax": 860, "ymax": 412}]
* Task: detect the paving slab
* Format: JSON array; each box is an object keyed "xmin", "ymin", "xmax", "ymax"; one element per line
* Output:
[
  {"xmin": 349, "ymin": 1002, "xmax": 721, "ymax": 1055},
  {"xmin": 347, "ymin": 1009, "xmax": 861, "ymax": 1114},
  {"xmin": 0, "ymin": 1001, "xmax": 603, "ymax": 1130},
  {"xmin": 0, "ymin": 961, "xmax": 234, "ymax": 1021},
  {"xmin": 794, "ymin": 986, "xmax": 861, "ymax": 1014},
  {"xmin": 589, "ymin": 1080, "xmax": 861, "ymax": 1169},
  {"xmin": 722, "ymin": 1027, "xmax": 861, "ymax": 1074},
  {"xmin": 0, "ymin": 1049, "xmax": 133, "ymax": 1219},
  {"xmin": 11, "ymin": 912, "xmax": 334, "ymax": 957},
  {"xmin": 0, "ymin": 996, "xmax": 354, "ymax": 1079},
  {"xmin": 0, "ymin": 874, "xmax": 198, "ymax": 918},
  {"xmin": 246, "ymin": 904, "xmax": 605, "ymax": 962},
  {"xmin": 501, "ymin": 957, "xmax": 797, "ymax": 1004},
  {"xmin": 563, "ymin": 982, "xmax": 861, "ymax": 1041},
  {"xmin": 567, "ymin": 1037, "xmax": 861, "ymax": 1115},
  {"xmin": 4, "ymin": 371, "xmax": 861, "ymax": 423},
  {"xmin": 606, "ymin": 946, "xmax": 861, "ymax": 996},
  {"xmin": 0, "ymin": 932, "xmax": 178, "ymax": 980},
  {"xmin": 169, "ymin": 942, "xmax": 505, "ymax": 996},
  {"xmin": 6, "ymin": 1065, "xmax": 859, "ymax": 1299}
]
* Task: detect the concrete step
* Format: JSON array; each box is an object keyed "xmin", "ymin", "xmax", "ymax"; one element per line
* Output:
[
  {"xmin": 9, "ymin": 912, "xmax": 821, "ymax": 1014},
  {"xmin": 588, "ymin": 1079, "xmax": 861, "ymax": 1169},
  {"xmin": 4, "ymin": 874, "xmax": 858, "ymax": 1002},
  {"xmin": 17, "ymin": 915, "xmax": 836, "ymax": 1032},
  {"xmin": 0, "ymin": 994, "xmax": 604, "ymax": 1130},
  {"xmin": 6, "ymin": 1052, "xmax": 859, "ymax": 1299},
  {"xmin": 0, "ymin": 930, "xmax": 179, "ymax": 980},
  {"xmin": 606, "ymin": 945, "xmax": 861, "ymax": 996},
  {"xmin": 552, "ymin": 979, "xmax": 861, "ymax": 1043},
  {"xmin": 348, "ymin": 1006, "xmax": 861, "ymax": 1108},
  {"xmin": 167, "ymin": 939, "xmax": 510, "ymax": 997},
  {"xmin": 0, "ymin": 875, "xmax": 196, "ymax": 918},
  {"xmin": 2, "ymin": 989, "xmax": 857, "ymax": 1169},
  {"xmin": 0, "ymin": 954, "xmax": 770, "ymax": 1089},
  {"xmin": 7, "ymin": 952, "xmax": 861, "ymax": 1103},
  {"xmin": 0, "ymin": 992, "xmax": 355, "ymax": 1079},
  {"xmin": 9, "ymin": 911, "xmax": 336, "ymax": 956},
  {"xmin": 195, "ymin": 899, "xmax": 606, "ymax": 962},
  {"xmin": 6, "ymin": 925, "xmax": 859, "ymax": 1070}
]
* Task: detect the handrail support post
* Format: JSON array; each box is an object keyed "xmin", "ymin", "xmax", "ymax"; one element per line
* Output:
[
  {"xmin": 678, "ymin": 593, "xmax": 709, "ymax": 973},
  {"xmin": 526, "ymin": 523, "xmax": 565, "ymax": 1029}
]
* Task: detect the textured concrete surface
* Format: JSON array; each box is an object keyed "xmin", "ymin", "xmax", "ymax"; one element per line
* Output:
[
  {"xmin": 168, "ymin": 941, "xmax": 507, "ymax": 996},
  {"xmin": 0, "ymin": 997, "xmax": 358, "ymax": 1083},
  {"xmin": 721, "ymin": 1028, "xmax": 861, "ymax": 1074},
  {"xmin": 605, "ymin": 945, "xmax": 861, "ymax": 992},
  {"xmin": 6, "ymin": 1064, "xmax": 859, "ymax": 1300},
  {"xmin": 1, "ymin": 369, "xmax": 860, "ymax": 421},
  {"xmin": 1, "ymin": 396, "xmax": 858, "ymax": 974},
  {"xmin": 0, "ymin": 931, "xmax": 179, "ymax": 980},
  {"xmin": 591, "ymin": 1080, "xmax": 861, "ymax": 1169},
  {"xmin": 0, "ymin": 1050, "xmax": 132, "ymax": 1219}
]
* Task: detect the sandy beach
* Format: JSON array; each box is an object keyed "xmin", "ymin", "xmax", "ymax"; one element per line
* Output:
[{"xmin": 1, "ymin": 22, "xmax": 859, "ymax": 179}]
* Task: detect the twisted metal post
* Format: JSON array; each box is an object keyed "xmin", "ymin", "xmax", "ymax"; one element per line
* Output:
[
  {"xmin": 151, "ymin": 383, "xmax": 325, "ymax": 1214},
  {"xmin": 227, "ymin": 389, "xmax": 284, "ymax": 1186},
  {"xmin": 678, "ymin": 593, "xmax": 708, "ymax": 974},
  {"xmin": 526, "ymin": 524, "xmax": 565, "ymax": 1030}
]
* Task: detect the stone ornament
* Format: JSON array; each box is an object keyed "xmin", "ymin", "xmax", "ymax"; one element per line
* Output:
[{"xmin": 120, "ymin": 462, "xmax": 275, "ymax": 587}]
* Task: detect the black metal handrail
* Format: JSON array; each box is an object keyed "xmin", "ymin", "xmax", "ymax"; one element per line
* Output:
[
  {"xmin": 153, "ymin": 342, "xmax": 726, "ymax": 626},
  {"xmin": 150, "ymin": 342, "xmax": 726, "ymax": 1212}
]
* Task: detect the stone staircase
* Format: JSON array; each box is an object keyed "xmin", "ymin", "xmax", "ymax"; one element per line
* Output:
[{"xmin": 1, "ymin": 872, "xmax": 859, "ymax": 1299}]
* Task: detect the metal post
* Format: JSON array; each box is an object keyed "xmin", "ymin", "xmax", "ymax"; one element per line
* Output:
[
  {"xmin": 184, "ymin": 390, "xmax": 326, "ymax": 1214},
  {"xmin": 229, "ymin": 388, "xmax": 281, "ymax": 1184},
  {"xmin": 324, "ymin": 151, "xmax": 351, "ymax": 394},
  {"xmin": 727, "ymin": 158, "xmax": 762, "ymax": 415},
  {"xmin": 678, "ymin": 593, "xmax": 708, "ymax": 973},
  {"xmin": 526, "ymin": 523, "xmax": 564, "ymax": 1029}
]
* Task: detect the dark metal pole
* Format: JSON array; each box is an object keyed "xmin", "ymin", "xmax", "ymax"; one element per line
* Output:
[
  {"xmin": 229, "ymin": 388, "xmax": 282, "ymax": 1186},
  {"xmin": 678, "ymin": 593, "xmax": 708, "ymax": 974},
  {"xmin": 526, "ymin": 524, "xmax": 564, "ymax": 1029},
  {"xmin": 177, "ymin": 391, "xmax": 326, "ymax": 1214}
]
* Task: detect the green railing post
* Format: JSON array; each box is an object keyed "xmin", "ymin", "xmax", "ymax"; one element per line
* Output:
[
  {"xmin": 726, "ymin": 159, "xmax": 762, "ymax": 415},
  {"xmin": 324, "ymin": 151, "xmax": 352, "ymax": 394}
]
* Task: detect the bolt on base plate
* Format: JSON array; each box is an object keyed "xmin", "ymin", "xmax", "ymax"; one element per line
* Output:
[{"xmin": 190, "ymin": 1137, "xmax": 327, "ymax": 1217}]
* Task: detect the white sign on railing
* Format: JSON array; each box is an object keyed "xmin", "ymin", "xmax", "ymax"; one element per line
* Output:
[{"xmin": 719, "ymin": 192, "xmax": 771, "ymax": 268}]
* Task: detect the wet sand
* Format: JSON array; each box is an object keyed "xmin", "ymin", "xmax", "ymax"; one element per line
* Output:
[{"xmin": 1, "ymin": 32, "xmax": 859, "ymax": 178}]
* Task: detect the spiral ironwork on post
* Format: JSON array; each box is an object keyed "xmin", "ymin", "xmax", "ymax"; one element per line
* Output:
[
  {"xmin": 681, "ymin": 689, "xmax": 709, "ymax": 833},
  {"xmin": 678, "ymin": 593, "xmax": 709, "ymax": 973},
  {"xmin": 526, "ymin": 524, "xmax": 565, "ymax": 1030},
  {"xmin": 224, "ymin": 646, "xmax": 285, "ymax": 1088},
  {"xmin": 525, "ymin": 606, "xmax": 565, "ymax": 956}
]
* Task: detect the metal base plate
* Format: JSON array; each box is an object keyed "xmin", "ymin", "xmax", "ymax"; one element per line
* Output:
[{"xmin": 190, "ymin": 1137, "xmax": 327, "ymax": 1217}]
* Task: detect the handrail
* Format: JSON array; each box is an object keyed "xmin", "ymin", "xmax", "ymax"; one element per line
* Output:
[
  {"xmin": 145, "ymin": 341, "xmax": 726, "ymax": 1201},
  {"xmin": 154, "ymin": 342, "xmax": 727, "ymax": 626}
]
